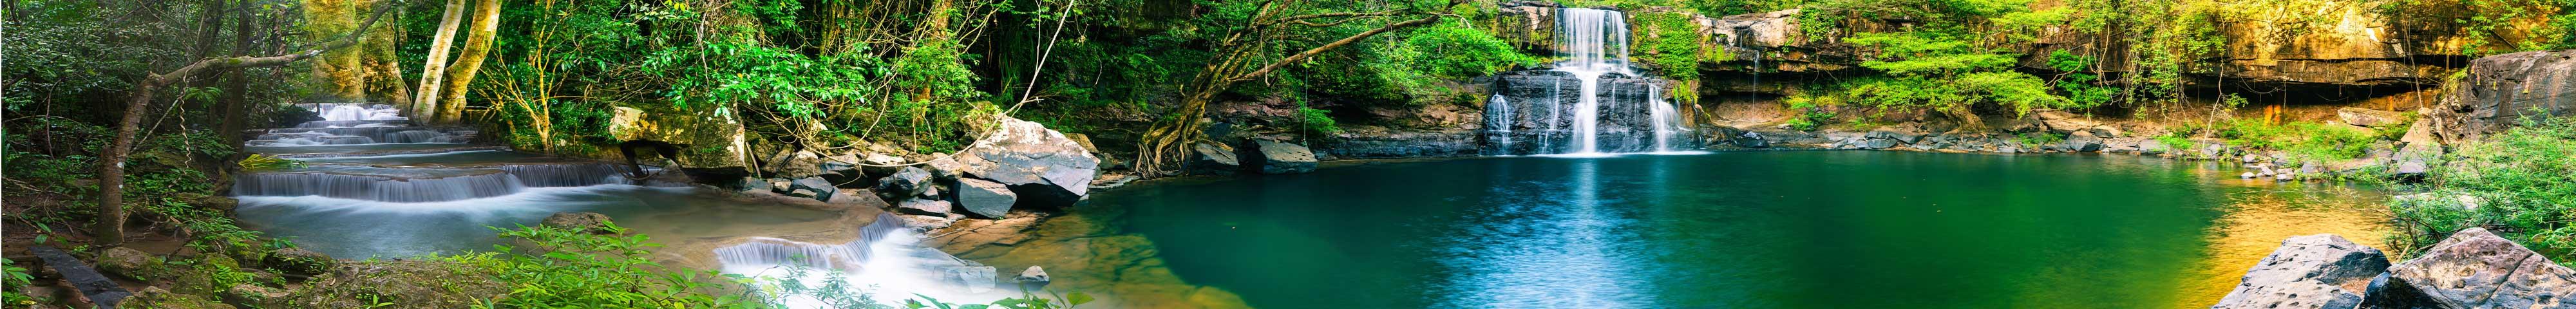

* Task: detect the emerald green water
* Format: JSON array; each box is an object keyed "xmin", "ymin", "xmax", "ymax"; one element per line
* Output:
[{"xmin": 1081, "ymin": 151, "xmax": 2385, "ymax": 308}]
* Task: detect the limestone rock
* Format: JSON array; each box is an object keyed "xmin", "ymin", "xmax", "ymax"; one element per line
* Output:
[
  {"xmin": 2429, "ymin": 50, "xmax": 2576, "ymax": 142},
  {"xmin": 788, "ymin": 177, "xmax": 836, "ymax": 201},
  {"xmin": 1243, "ymin": 140, "xmax": 1319, "ymax": 174},
  {"xmin": 540, "ymin": 212, "xmax": 617, "ymax": 234},
  {"xmin": 954, "ymin": 115, "xmax": 1099, "ymax": 209},
  {"xmin": 2060, "ymin": 131, "xmax": 2106, "ymax": 152},
  {"xmin": 2362, "ymin": 227, "xmax": 2576, "ymax": 308},
  {"xmin": 2338, "ymin": 108, "xmax": 2408, "ymax": 127},
  {"xmin": 896, "ymin": 198, "xmax": 954, "ymax": 216},
  {"xmin": 601, "ymin": 106, "xmax": 753, "ymax": 176},
  {"xmin": 955, "ymin": 178, "xmax": 1018, "ymax": 219},
  {"xmin": 875, "ymin": 167, "xmax": 934, "ymax": 198},
  {"xmin": 1013, "ymin": 265, "xmax": 1050, "ymax": 283},
  {"xmin": 900, "ymin": 214, "xmax": 958, "ymax": 231},
  {"xmin": 1186, "ymin": 142, "xmax": 1242, "ymax": 176},
  {"xmin": 2211, "ymin": 234, "xmax": 2390, "ymax": 309}
]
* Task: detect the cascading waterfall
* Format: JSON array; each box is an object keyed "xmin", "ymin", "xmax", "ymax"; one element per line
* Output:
[
  {"xmin": 717, "ymin": 213, "xmax": 1003, "ymax": 305},
  {"xmin": 1554, "ymin": 8, "xmax": 1632, "ymax": 154},
  {"xmin": 1648, "ymin": 83, "xmax": 1676, "ymax": 152}
]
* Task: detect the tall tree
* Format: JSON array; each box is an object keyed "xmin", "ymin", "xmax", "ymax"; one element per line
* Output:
[
  {"xmin": 95, "ymin": 0, "xmax": 400, "ymax": 245},
  {"xmin": 435, "ymin": 0, "xmax": 498, "ymax": 122},
  {"xmin": 411, "ymin": 0, "xmax": 466, "ymax": 121},
  {"xmin": 1132, "ymin": 0, "xmax": 1452, "ymax": 176}
]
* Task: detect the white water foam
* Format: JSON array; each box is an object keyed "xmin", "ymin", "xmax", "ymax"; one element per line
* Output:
[{"xmin": 717, "ymin": 214, "xmax": 1010, "ymax": 307}]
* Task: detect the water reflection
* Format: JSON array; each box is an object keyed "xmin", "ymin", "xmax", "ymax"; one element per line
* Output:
[
  {"xmin": 1432, "ymin": 159, "xmax": 1649, "ymax": 308},
  {"xmin": 2180, "ymin": 187, "xmax": 2391, "ymax": 308}
]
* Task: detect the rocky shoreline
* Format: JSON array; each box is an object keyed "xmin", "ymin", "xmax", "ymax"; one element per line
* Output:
[{"xmin": 2211, "ymin": 229, "xmax": 2576, "ymax": 309}]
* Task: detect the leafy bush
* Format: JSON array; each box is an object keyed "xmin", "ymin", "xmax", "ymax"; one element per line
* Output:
[
  {"xmin": 1782, "ymin": 94, "xmax": 1835, "ymax": 131},
  {"xmin": 238, "ymin": 154, "xmax": 305, "ymax": 171},
  {"xmin": 2389, "ymin": 117, "xmax": 2576, "ymax": 263},
  {"xmin": 2015, "ymin": 132, "xmax": 2065, "ymax": 148},
  {"xmin": 1296, "ymin": 102, "xmax": 1343, "ymax": 138},
  {"xmin": 2218, "ymin": 120, "xmax": 2377, "ymax": 161},
  {"xmin": 453, "ymin": 223, "xmax": 1095, "ymax": 308},
  {"xmin": 3, "ymin": 259, "xmax": 41, "ymax": 307}
]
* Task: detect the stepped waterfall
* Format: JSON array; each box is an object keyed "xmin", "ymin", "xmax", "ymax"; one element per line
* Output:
[{"xmin": 1481, "ymin": 8, "xmax": 1697, "ymax": 156}]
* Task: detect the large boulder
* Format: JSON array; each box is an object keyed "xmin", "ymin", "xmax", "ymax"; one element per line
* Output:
[
  {"xmin": 2362, "ymin": 227, "xmax": 2576, "ymax": 308},
  {"xmin": 600, "ymin": 106, "xmax": 754, "ymax": 177},
  {"xmin": 2211, "ymin": 234, "xmax": 2391, "ymax": 309},
  {"xmin": 1242, "ymin": 139, "xmax": 1319, "ymax": 174},
  {"xmin": 2429, "ymin": 50, "xmax": 2576, "ymax": 143},
  {"xmin": 954, "ymin": 115, "xmax": 1100, "ymax": 209},
  {"xmin": 954, "ymin": 178, "xmax": 1018, "ymax": 219},
  {"xmin": 1185, "ymin": 142, "xmax": 1241, "ymax": 176},
  {"xmin": 788, "ymin": 176, "xmax": 837, "ymax": 201},
  {"xmin": 263, "ymin": 248, "xmax": 336, "ymax": 277},
  {"xmin": 95, "ymin": 247, "xmax": 161, "ymax": 281},
  {"xmin": 874, "ymin": 167, "xmax": 934, "ymax": 198},
  {"xmin": 896, "ymin": 198, "xmax": 954, "ymax": 216},
  {"xmin": 2035, "ymin": 111, "xmax": 2104, "ymax": 134}
]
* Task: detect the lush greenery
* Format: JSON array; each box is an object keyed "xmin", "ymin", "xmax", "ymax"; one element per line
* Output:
[
  {"xmin": 2388, "ymin": 117, "xmax": 2576, "ymax": 263},
  {"xmin": 447, "ymin": 223, "xmax": 1090, "ymax": 308},
  {"xmin": 2215, "ymin": 120, "xmax": 2380, "ymax": 162}
]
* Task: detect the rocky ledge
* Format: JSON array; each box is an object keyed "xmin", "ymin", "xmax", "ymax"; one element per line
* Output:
[{"xmin": 2213, "ymin": 228, "xmax": 2576, "ymax": 309}]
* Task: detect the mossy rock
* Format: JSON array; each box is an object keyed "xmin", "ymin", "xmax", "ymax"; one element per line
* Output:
[
  {"xmin": 94, "ymin": 247, "xmax": 164, "ymax": 281},
  {"xmin": 262, "ymin": 248, "xmax": 335, "ymax": 276},
  {"xmin": 117, "ymin": 286, "xmax": 235, "ymax": 309},
  {"xmin": 220, "ymin": 284, "xmax": 288, "ymax": 308},
  {"xmin": 274, "ymin": 260, "xmax": 506, "ymax": 308}
]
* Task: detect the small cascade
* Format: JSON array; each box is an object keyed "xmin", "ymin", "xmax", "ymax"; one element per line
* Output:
[
  {"xmin": 1479, "ymin": 7, "xmax": 1700, "ymax": 156},
  {"xmin": 717, "ymin": 214, "xmax": 1002, "ymax": 303},
  {"xmin": 233, "ymin": 170, "xmax": 528, "ymax": 202},
  {"xmin": 493, "ymin": 163, "xmax": 636, "ymax": 187}
]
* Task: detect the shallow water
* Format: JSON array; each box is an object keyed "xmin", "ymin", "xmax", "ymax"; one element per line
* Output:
[{"xmin": 1061, "ymin": 151, "xmax": 2387, "ymax": 308}]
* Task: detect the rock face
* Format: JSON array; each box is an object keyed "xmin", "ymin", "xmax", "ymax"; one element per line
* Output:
[
  {"xmin": 2338, "ymin": 108, "xmax": 2408, "ymax": 127},
  {"xmin": 1184, "ymin": 142, "xmax": 1241, "ymax": 175},
  {"xmin": 1481, "ymin": 71, "xmax": 1690, "ymax": 154},
  {"xmin": 1327, "ymin": 129, "xmax": 1481, "ymax": 158},
  {"xmin": 2212, "ymin": 234, "xmax": 2392, "ymax": 309},
  {"xmin": 954, "ymin": 178, "xmax": 1018, "ymax": 219},
  {"xmin": 955, "ymin": 115, "xmax": 1100, "ymax": 209},
  {"xmin": 540, "ymin": 212, "xmax": 617, "ymax": 234},
  {"xmin": 2429, "ymin": 49, "xmax": 2576, "ymax": 143},
  {"xmin": 2363, "ymin": 227, "xmax": 2576, "ymax": 308},
  {"xmin": 1243, "ymin": 140, "xmax": 1319, "ymax": 174}
]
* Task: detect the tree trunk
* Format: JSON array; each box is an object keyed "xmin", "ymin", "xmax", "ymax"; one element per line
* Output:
[
  {"xmin": 435, "ymin": 0, "xmax": 498, "ymax": 123},
  {"xmin": 94, "ymin": 1, "xmax": 397, "ymax": 245},
  {"xmin": 1133, "ymin": 8, "xmax": 1443, "ymax": 176},
  {"xmin": 412, "ymin": 0, "xmax": 466, "ymax": 121}
]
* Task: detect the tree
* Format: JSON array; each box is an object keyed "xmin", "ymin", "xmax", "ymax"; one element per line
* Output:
[
  {"xmin": 94, "ymin": 0, "xmax": 401, "ymax": 245},
  {"xmin": 435, "ymin": 0, "xmax": 498, "ymax": 122},
  {"xmin": 1132, "ymin": 0, "xmax": 1455, "ymax": 176},
  {"xmin": 412, "ymin": 0, "xmax": 466, "ymax": 121}
]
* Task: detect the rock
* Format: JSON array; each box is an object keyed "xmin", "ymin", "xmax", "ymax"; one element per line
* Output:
[
  {"xmin": 540, "ymin": 212, "xmax": 617, "ymax": 234},
  {"xmin": 2394, "ymin": 160, "xmax": 2430, "ymax": 175},
  {"xmin": 736, "ymin": 177, "xmax": 774, "ymax": 194},
  {"xmin": 2338, "ymin": 108, "xmax": 2409, "ymax": 127},
  {"xmin": 827, "ymin": 189, "xmax": 876, "ymax": 206},
  {"xmin": 2429, "ymin": 50, "xmax": 2576, "ymax": 142},
  {"xmin": 2035, "ymin": 111, "xmax": 2103, "ymax": 134},
  {"xmin": 896, "ymin": 198, "xmax": 954, "ymax": 216},
  {"xmin": 954, "ymin": 115, "xmax": 1100, "ymax": 209},
  {"xmin": 2363, "ymin": 227, "xmax": 2576, "ymax": 308},
  {"xmin": 117, "ymin": 286, "xmax": 232, "ymax": 309},
  {"xmin": 1331, "ymin": 129, "xmax": 1481, "ymax": 158},
  {"xmin": 900, "ymin": 214, "xmax": 957, "ymax": 231},
  {"xmin": 1243, "ymin": 139, "xmax": 1319, "ymax": 174},
  {"xmin": 272, "ymin": 259, "xmax": 505, "ymax": 308},
  {"xmin": 2060, "ymin": 131, "xmax": 2106, "ymax": 152},
  {"xmin": 788, "ymin": 177, "xmax": 836, "ymax": 201},
  {"xmin": 2241, "ymin": 171, "xmax": 2259, "ymax": 178},
  {"xmin": 264, "ymin": 248, "xmax": 335, "ymax": 277},
  {"xmin": 875, "ymin": 167, "xmax": 934, "ymax": 198},
  {"xmin": 954, "ymin": 178, "xmax": 1018, "ymax": 219},
  {"xmin": 2140, "ymin": 140, "xmax": 2173, "ymax": 154},
  {"xmin": 176, "ymin": 193, "xmax": 238, "ymax": 212},
  {"xmin": 2211, "ymin": 234, "xmax": 2391, "ymax": 309},
  {"xmin": 2086, "ymin": 126, "xmax": 2126, "ymax": 138},
  {"xmin": 1185, "ymin": 142, "xmax": 1241, "ymax": 176},
  {"xmin": 1012, "ymin": 266, "xmax": 1050, "ymax": 284},
  {"xmin": 221, "ymin": 284, "xmax": 286, "ymax": 308},
  {"xmin": 2399, "ymin": 115, "xmax": 2441, "ymax": 145},
  {"xmin": 1866, "ymin": 127, "xmax": 1925, "ymax": 144},
  {"xmin": 96, "ymin": 247, "xmax": 160, "ymax": 281},
  {"xmin": 601, "ymin": 105, "xmax": 755, "ymax": 176},
  {"xmin": 1863, "ymin": 138, "xmax": 1899, "ymax": 149}
]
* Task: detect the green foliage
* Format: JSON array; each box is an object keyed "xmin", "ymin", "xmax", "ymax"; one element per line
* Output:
[
  {"xmin": 2389, "ymin": 117, "xmax": 2576, "ymax": 263},
  {"xmin": 2155, "ymin": 135, "xmax": 2199, "ymax": 151},
  {"xmin": 1296, "ymin": 102, "xmax": 1345, "ymax": 138},
  {"xmin": 2015, "ymin": 132, "xmax": 2066, "ymax": 149},
  {"xmin": 447, "ymin": 223, "xmax": 767, "ymax": 308},
  {"xmin": 3, "ymin": 259, "xmax": 41, "ymax": 308},
  {"xmin": 1782, "ymin": 93, "xmax": 1836, "ymax": 131},
  {"xmin": 238, "ymin": 154, "xmax": 305, "ymax": 171},
  {"xmin": 2217, "ymin": 120, "xmax": 2378, "ymax": 161}
]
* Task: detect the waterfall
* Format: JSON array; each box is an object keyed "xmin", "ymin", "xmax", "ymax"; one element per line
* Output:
[
  {"xmin": 1648, "ymin": 83, "xmax": 1675, "ymax": 152},
  {"xmin": 233, "ymin": 171, "xmax": 530, "ymax": 202},
  {"xmin": 717, "ymin": 213, "xmax": 1003, "ymax": 304},
  {"xmin": 1554, "ymin": 8, "xmax": 1631, "ymax": 154}
]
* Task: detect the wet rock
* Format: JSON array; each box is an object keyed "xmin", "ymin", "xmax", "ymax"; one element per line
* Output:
[
  {"xmin": 875, "ymin": 167, "xmax": 934, "ymax": 198},
  {"xmin": 1863, "ymin": 138, "xmax": 1899, "ymax": 149},
  {"xmin": 788, "ymin": 177, "xmax": 836, "ymax": 201},
  {"xmin": 1244, "ymin": 139, "xmax": 1318, "ymax": 174},
  {"xmin": 2362, "ymin": 227, "xmax": 2576, "ymax": 308},
  {"xmin": 2429, "ymin": 50, "xmax": 2576, "ymax": 142},
  {"xmin": 1013, "ymin": 266, "xmax": 1050, "ymax": 284},
  {"xmin": 96, "ymin": 247, "xmax": 160, "ymax": 281},
  {"xmin": 2060, "ymin": 131, "xmax": 2106, "ymax": 152},
  {"xmin": 900, "ymin": 214, "xmax": 957, "ymax": 231},
  {"xmin": 955, "ymin": 178, "xmax": 1018, "ymax": 219},
  {"xmin": 222, "ymin": 284, "xmax": 287, "ymax": 308},
  {"xmin": 1185, "ymin": 142, "xmax": 1241, "ymax": 176},
  {"xmin": 1330, "ymin": 129, "xmax": 1479, "ymax": 158},
  {"xmin": 954, "ymin": 115, "xmax": 1099, "ymax": 209},
  {"xmin": 540, "ymin": 212, "xmax": 617, "ymax": 234},
  {"xmin": 1866, "ymin": 127, "xmax": 1925, "ymax": 144},
  {"xmin": 736, "ymin": 177, "xmax": 774, "ymax": 194},
  {"xmin": 264, "ymin": 248, "xmax": 335, "ymax": 277},
  {"xmin": 2338, "ymin": 108, "xmax": 2408, "ymax": 127},
  {"xmin": 896, "ymin": 198, "xmax": 954, "ymax": 216},
  {"xmin": 2211, "ymin": 234, "xmax": 2389, "ymax": 309}
]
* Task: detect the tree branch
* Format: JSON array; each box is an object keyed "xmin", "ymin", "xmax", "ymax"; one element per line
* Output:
[{"xmin": 1227, "ymin": 14, "xmax": 1444, "ymax": 84}]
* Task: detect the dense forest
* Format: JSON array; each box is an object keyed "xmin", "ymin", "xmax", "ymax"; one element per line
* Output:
[{"xmin": 6, "ymin": 0, "xmax": 2576, "ymax": 306}]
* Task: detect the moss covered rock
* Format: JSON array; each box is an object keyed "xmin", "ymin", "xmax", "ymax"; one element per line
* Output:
[
  {"xmin": 116, "ymin": 286, "xmax": 234, "ymax": 309},
  {"xmin": 95, "ymin": 247, "xmax": 163, "ymax": 281},
  {"xmin": 275, "ymin": 260, "xmax": 506, "ymax": 308},
  {"xmin": 263, "ymin": 248, "xmax": 336, "ymax": 276}
]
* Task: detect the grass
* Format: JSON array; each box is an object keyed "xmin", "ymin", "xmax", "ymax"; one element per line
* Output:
[{"xmin": 2216, "ymin": 120, "xmax": 2378, "ymax": 162}]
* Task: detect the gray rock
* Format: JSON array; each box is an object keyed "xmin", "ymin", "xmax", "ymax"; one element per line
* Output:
[
  {"xmin": 790, "ymin": 177, "xmax": 836, "ymax": 201},
  {"xmin": 2087, "ymin": 126, "xmax": 2126, "ymax": 138},
  {"xmin": 265, "ymin": 248, "xmax": 335, "ymax": 277},
  {"xmin": 540, "ymin": 212, "xmax": 617, "ymax": 234},
  {"xmin": 954, "ymin": 115, "xmax": 1099, "ymax": 209},
  {"xmin": 2363, "ymin": 227, "xmax": 2576, "ymax": 309},
  {"xmin": 896, "ymin": 198, "xmax": 954, "ymax": 216},
  {"xmin": 2339, "ymin": 108, "xmax": 2409, "ymax": 127},
  {"xmin": 95, "ymin": 247, "xmax": 158, "ymax": 281},
  {"xmin": 954, "ymin": 178, "xmax": 1018, "ymax": 219},
  {"xmin": 1185, "ymin": 142, "xmax": 1240, "ymax": 176},
  {"xmin": 2140, "ymin": 140, "xmax": 2174, "ymax": 154},
  {"xmin": 899, "ymin": 214, "xmax": 956, "ymax": 231},
  {"xmin": 2394, "ymin": 160, "xmax": 2429, "ymax": 175},
  {"xmin": 1245, "ymin": 139, "xmax": 1319, "ymax": 174},
  {"xmin": 1863, "ymin": 138, "xmax": 1899, "ymax": 149},
  {"xmin": 2060, "ymin": 131, "xmax": 2106, "ymax": 152},
  {"xmin": 1866, "ymin": 127, "xmax": 1925, "ymax": 144},
  {"xmin": 875, "ymin": 167, "xmax": 933, "ymax": 198},
  {"xmin": 1013, "ymin": 265, "xmax": 1050, "ymax": 283},
  {"xmin": 2211, "ymin": 234, "xmax": 2390, "ymax": 309},
  {"xmin": 737, "ymin": 177, "xmax": 774, "ymax": 194},
  {"xmin": 2428, "ymin": 50, "xmax": 2576, "ymax": 142},
  {"xmin": 923, "ymin": 156, "xmax": 967, "ymax": 180},
  {"xmin": 2036, "ymin": 111, "xmax": 2102, "ymax": 134}
]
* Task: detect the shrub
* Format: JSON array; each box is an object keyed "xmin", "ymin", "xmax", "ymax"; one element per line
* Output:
[
  {"xmin": 2387, "ymin": 117, "xmax": 2576, "ymax": 264},
  {"xmin": 2218, "ymin": 120, "xmax": 2376, "ymax": 161}
]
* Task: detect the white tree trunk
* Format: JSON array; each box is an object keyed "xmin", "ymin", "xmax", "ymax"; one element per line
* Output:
[{"xmin": 411, "ymin": 0, "xmax": 466, "ymax": 121}]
